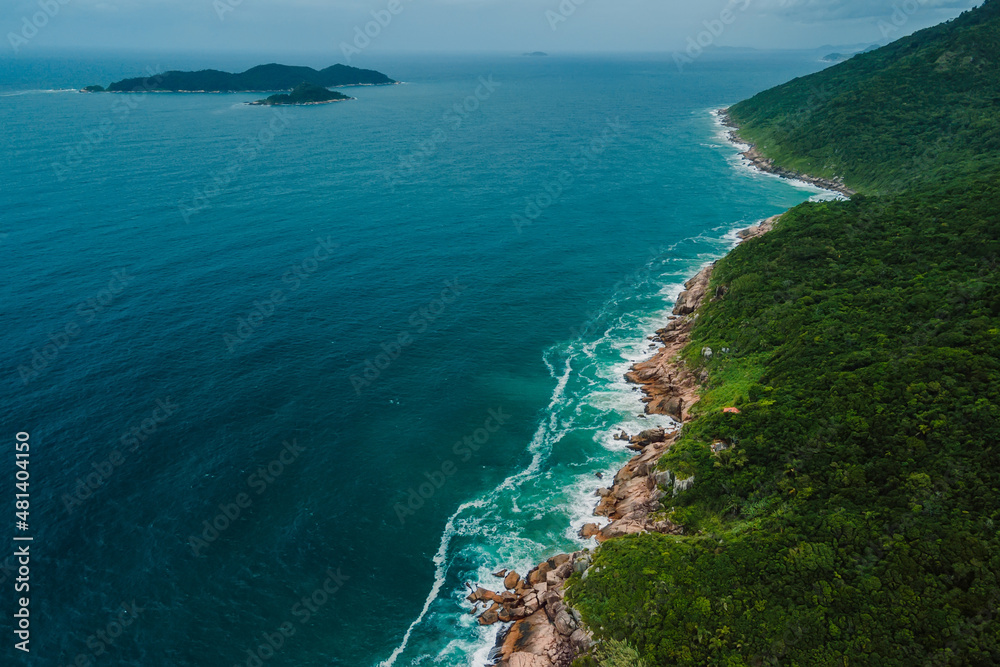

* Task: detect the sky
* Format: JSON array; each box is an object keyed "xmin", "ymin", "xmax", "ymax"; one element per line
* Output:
[{"xmin": 2, "ymin": 0, "xmax": 984, "ymax": 58}]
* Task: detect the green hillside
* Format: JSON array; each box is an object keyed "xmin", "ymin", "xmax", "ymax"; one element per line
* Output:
[
  {"xmin": 100, "ymin": 63, "xmax": 394, "ymax": 93},
  {"xmin": 570, "ymin": 2, "xmax": 1000, "ymax": 665},
  {"xmin": 727, "ymin": 1, "xmax": 1000, "ymax": 193}
]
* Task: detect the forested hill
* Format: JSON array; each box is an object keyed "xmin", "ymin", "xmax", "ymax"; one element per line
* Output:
[
  {"xmin": 97, "ymin": 63, "xmax": 394, "ymax": 93},
  {"xmin": 726, "ymin": 0, "xmax": 1000, "ymax": 193},
  {"xmin": 569, "ymin": 2, "xmax": 1000, "ymax": 666}
]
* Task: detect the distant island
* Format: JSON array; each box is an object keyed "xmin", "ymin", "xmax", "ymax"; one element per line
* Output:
[
  {"xmin": 821, "ymin": 44, "xmax": 879, "ymax": 62},
  {"xmin": 82, "ymin": 63, "xmax": 394, "ymax": 93},
  {"xmin": 248, "ymin": 83, "xmax": 352, "ymax": 106},
  {"xmin": 523, "ymin": 51, "xmax": 549, "ymax": 57}
]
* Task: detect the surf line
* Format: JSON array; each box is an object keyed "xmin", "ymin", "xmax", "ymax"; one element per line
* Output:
[{"xmin": 376, "ymin": 358, "xmax": 574, "ymax": 666}]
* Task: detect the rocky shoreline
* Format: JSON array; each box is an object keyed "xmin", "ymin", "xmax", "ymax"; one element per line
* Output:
[
  {"xmin": 718, "ymin": 109, "xmax": 856, "ymax": 197},
  {"xmin": 467, "ymin": 108, "xmax": 851, "ymax": 666},
  {"xmin": 469, "ymin": 215, "xmax": 783, "ymax": 666}
]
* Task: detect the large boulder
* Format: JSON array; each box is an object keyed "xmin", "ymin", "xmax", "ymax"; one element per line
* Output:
[
  {"xmin": 570, "ymin": 628, "xmax": 594, "ymax": 652},
  {"xmin": 504, "ymin": 571, "xmax": 521, "ymax": 590},
  {"xmin": 548, "ymin": 554, "xmax": 571, "ymax": 568},
  {"xmin": 553, "ymin": 562, "xmax": 573, "ymax": 580},
  {"xmin": 554, "ymin": 610, "xmax": 578, "ymax": 636},
  {"xmin": 629, "ymin": 428, "xmax": 666, "ymax": 448},
  {"xmin": 507, "ymin": 654, "xmax": 553, "ymax": 667},
  {"xmin": 466, "ymin": 587, "xmax": 494, "ymax": 603},
  {"xmin": 528, "ymin": 561, "xmax": 551, "ymax": 585}
]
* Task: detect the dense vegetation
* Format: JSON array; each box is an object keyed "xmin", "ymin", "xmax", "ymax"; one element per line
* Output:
[
  {"xmin": 727, "ymin": 0, "xmax": 1000, "ymax": 194},
  {"xmin": 251, "ymin": 83, "xmax": 350, "ymax": 106},
  {"xmin": 570, "ymin": 2, "xmax": 1000, "ymax": 665},
  {"xmin": 100, "ymin": 63, "xmax": 393, "ymax": 93}
]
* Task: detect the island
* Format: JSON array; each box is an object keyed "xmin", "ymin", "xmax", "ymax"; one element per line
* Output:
[
  {"xmin": 82, "ymin": 63, "xmax": 394, "ymax": 93},
  {"xmin": 248, "ymin": 83, "xmax": 352, "ymax": 106},
  {"xmin": 523, "ymin": 51, "xmax": 549, "ymax": 57}
]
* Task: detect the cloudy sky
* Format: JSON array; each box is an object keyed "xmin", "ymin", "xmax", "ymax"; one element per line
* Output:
[{"xmin": 4, "ymin": 0, "xmax": 983, "ymax": 56}]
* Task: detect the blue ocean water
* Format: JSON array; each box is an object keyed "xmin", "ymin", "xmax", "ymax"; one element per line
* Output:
[{"xmin": 1, "ymin": 51, "xmax": 832, "ymax": 666}]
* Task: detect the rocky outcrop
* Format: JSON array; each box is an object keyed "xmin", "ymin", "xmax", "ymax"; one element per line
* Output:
[
  {"xmin": 625, "ymin": 206, "xmax": 773, "ymax": 424},
  {"xmin": 626, "ymin": 263, "xmax": 711, "ymax": 421},
  {"xmin": 718, "ymin": 110, "xmax": 856, "ymax": 196},
  {"xmin": 736, "ymin": 214, "xmax": 780, "ymax": 241},
  {"xmin": 477, "ymin": 214, "xmax": 782, "ymax": 665},
  {"xmin": 592, "ymin": 429, "xmax": 683, "ymax": 543},
  {"xmin": 472, "ymin": 552, "xmax": 594, "ymax": 667}
]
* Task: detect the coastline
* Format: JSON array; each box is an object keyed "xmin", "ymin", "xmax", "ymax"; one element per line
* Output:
[
  {"xmin": 716, "ymin": 108, "xmax": 856, "ymax": 197},
  {"xmin": 246, "ymin": 97, "xmax": 355, "ymax": 106},
  {"xmin": 470, "ymin": 112, "xmax": 847, "ymax": 666},
  {"xmin": 471, "ymin": 214, "xmax": 779, "ymax": 667}
]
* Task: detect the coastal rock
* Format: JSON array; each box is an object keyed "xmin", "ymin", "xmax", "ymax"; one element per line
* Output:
[
  {"xmin": 467, "ymin": 587, "xmax": 495, "ymax": 603},
  {"xmin": 528, "ymin": 562, "xmax": 551, "ymax": 585},
  {"xmin": 548, "ymin": 554, "xmax": 571, "ymax": 568},
  {"xmin": 508, "ymin": 654, "xmax": 552, "ymax": 667},
  {"xmin": 480, "ymin": 609, "xmax": 499, "ymax": 625},
  {"xmin": 629, "ymin": 428, "xmax": 666, "ymax": 448},
  {"xmin": 554, "ymin": 610, "xmax": 577, "ymax": 636},
  {"xmin": 544, "ymin": 598, "xmax": 563, "ymax": 622},
  {"xmin": 569, "ymin": 628, "xmax": 594, "ymax": 652},
  {"xmin": 737, "ymin": 214, "xmax": 781, "ymax": 241},
  {"xmin": 482, "ymin": 218, "xmax": 787, "ymax": 665},
  {"xmin": 739, "ymin": 145, "xmax": 854, "ymax": 196},
  {"xmin": 673, "ymin": 264, "xmax": 714, "ymax": 316},
  {"xmin": 504, "ymin": 571, "xmax": 522, "ymax": 590}
]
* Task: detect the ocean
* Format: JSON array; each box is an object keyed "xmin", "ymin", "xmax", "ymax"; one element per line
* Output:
[{"xmin": 0, "ymin": 50, "xmax": 833, "ymax": 666}]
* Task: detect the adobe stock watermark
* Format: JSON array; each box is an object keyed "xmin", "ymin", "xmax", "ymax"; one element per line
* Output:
[
  {"xmin": 189, "ymin": 439, "xmax": 306, "ymax": 557},
  {"xmin": 350, "ymin": 278, "xmax": 468, "ymax": 394},
  {"xmin": 393, "ymin": 407, "xmax": 511, "ymax": 524},
  {"xmin": 62, "ymin": 398, "xmax": 181, "ymax": 514},
  {"xmin": 339, "ymin": 0, "xmax": 413, "ymax": 63},
  {"xmin": 384, "ymin": 75, "xmax": 500, "ymax": 191},
  {"xmin": 546, "ymin": 0, "xmax": 588, "ymax": 31},
  {"xmin": 673, "ymin": 0, "xmax": 753, "ymax": 72},
  {"xmin": 53, "ymin": 67, "xmax": 165, "ymax": 183},
  {"xmin": 876, "ymin": 0, "xmax": 937, "ymax": 39},
  {"xmin": 16, "ymin": 268, "xmax": 136, "ymax": 385},
  {"xmin": 224, "ymin": 236, "xmax": 338, "ymax": 353},
  {"xmin": 7, "ymin": 0, "xmax": 71, "ymax": 53},
  {"xmin": 179, "ymin": 108, "xmax": 291, "ymax": 224},
  {"xmin": 61, "ymin": 601, "xmax": 146, "ymax": 667},
  {"xmin": 569, "ymin": 243, "xmax": 674, "ymax": 340},
  {"xmin": 214, "ymin": 0, "xmax": 245, "ymax": 21},
  {"xmin": 232, "ymin": 567, "xmax": 349, "ymax": 667},
  {"xmin": 512, "ymin": 117, "xmax": 627, "ymax": 233}
]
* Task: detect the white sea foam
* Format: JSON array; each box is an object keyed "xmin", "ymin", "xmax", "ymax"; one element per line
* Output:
[
  {"xmin": 379, "ymin": 111, "xmax": 822, "ymax": 665},
  {"xmin": 0, "ymin": 88, "xmax": 78, "ymax": 97},
  {"xmin": 377, "ymin": 360, "xmax": 575, "ymax": 667},
  {"xmin": 377, "ymin": 496, "xmax": 489, "ymax": 667}
]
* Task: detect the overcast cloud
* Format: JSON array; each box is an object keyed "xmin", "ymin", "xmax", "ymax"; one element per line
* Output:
[{"xmin": 2, "ymin": 0, "xmax": 984, "ymax": 56}]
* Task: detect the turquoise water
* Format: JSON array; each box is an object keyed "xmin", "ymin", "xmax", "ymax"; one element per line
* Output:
[{"xmin": 1, "ymin": 52, "xmax": 832, "ymax": 666}]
